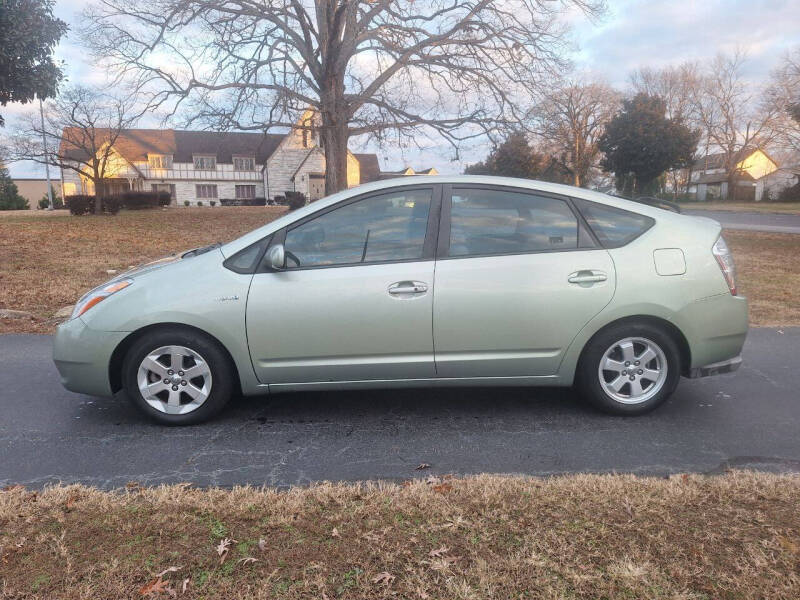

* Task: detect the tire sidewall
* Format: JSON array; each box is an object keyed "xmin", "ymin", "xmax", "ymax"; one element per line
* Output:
[
  {"xmin": 122, "ymin": 328, "xmax": 233, "ymax": 425},
  {"xmin": 578, "ymin": 323, "xmax": 681, "ymax": 415}
]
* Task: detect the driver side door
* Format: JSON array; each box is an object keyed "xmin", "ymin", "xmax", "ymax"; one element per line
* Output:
[{"xmin": 246, "ymin": 186, "xmax": 441, "ymax": 385}]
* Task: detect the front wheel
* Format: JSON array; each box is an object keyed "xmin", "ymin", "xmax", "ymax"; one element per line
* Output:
[
  {"xmin": 577, "ymin": 323, "xmax": 681, "ymax": 415},
  {"xmin": 122, "ymin": 328, "xmax": 234, "ymax": 425}
]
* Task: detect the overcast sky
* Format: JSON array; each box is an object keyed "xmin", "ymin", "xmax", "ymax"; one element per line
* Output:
[{"xmin": 5, "ymin": 0, "xmax": 799, "ymax": 177}]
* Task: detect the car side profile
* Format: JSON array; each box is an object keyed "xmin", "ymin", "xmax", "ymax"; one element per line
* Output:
[{"xmin": 53, "ymin": 176, "xmax": 748, "ymax": 425}]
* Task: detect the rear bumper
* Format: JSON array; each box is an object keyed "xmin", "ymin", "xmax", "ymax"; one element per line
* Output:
[
  {"xmin": 53, "ymin": 317, "xmax": 128, "ymax": 397},
  {"xmin": 688, "ymin": 355, "xmax": 742, "ymax": 378}
]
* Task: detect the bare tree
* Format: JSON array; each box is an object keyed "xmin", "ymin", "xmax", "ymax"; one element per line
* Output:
[
  {"xmin": 530, "ymin": 79, "xmax": 619, "ymax": 187},
  {"xmin": 766, "ymin": 46, "xmax": 800, "ymax": 154},
  {"xmin": 11, "ymin": 86, "xmax": 142, "ymax": 213},
  {"xmin": 82, "ymin": 0, "xmax": 605, "ymax": 195},
  {"xmin": 696, "ymin": 51, "xmax": 781, "ymax": 200},
  {"xmin": 629, "ymin": 62, "xmax": 701, "ymax": 195}
]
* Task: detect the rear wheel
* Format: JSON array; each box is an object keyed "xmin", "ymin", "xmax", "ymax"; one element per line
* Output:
[
  {"xmin": 122, "ymin": 328, "xmax": 233, "ymax": 425},
  {"xmin": 577, "ymin": 322, "xmax": 681, "ymax": 415}
]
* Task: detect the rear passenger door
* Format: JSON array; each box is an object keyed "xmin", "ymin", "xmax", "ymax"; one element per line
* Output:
[{"xmin": 433, "ymin": 185, "xmax": 616, "ymax": 378}]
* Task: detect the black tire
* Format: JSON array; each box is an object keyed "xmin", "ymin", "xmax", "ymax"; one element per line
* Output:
[
  {"xmin": 576, "ymin": 321, "xmax": 681, "ymax": 415},
  {"xmin": 122, "ymin": 327, "xmax": 234, "ymax": 425}
]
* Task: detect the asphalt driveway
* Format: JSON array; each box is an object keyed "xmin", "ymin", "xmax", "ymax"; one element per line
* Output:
[
  {"xmin": 1, "ymin": 327, "xmax": 799, "ymax": 489},
  {"xmin": 684, "ymin": 209, "xmax": 800, "ymax": 234}
]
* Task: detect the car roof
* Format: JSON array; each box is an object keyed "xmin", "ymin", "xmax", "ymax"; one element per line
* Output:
[{"xmin": 220, "ymin": 175, "xmax": 682, "ymax": 258}]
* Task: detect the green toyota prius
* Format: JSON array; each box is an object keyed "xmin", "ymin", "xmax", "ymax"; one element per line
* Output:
[{"xmin": 54, "ymin": 176, "xmax": 748, "ymax": 425}]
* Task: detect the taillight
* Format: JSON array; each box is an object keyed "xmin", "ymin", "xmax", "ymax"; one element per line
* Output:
[{"xmin": 712, "ymin": 236, "xmax": 737, "ymax": 295}]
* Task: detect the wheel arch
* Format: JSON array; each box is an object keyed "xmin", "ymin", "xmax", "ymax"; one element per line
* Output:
[
  {"xmin": 576, "ymin": 315, "xmax": 692, "ymax": 377},
  {"xmin": 108, "ymin": 323, "xmax": 243, "ymax": 396}
]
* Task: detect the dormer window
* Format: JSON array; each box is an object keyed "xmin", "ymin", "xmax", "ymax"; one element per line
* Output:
[
  {"xmin": 194, "ymin": 155, "xmax": 217, "ymax": 170},
  {"xmin": 148, "ymin": 154, "xmax": 172, "ymax": 169},
  {"xmin": 233, "ymin": 156, "xmax": 256, "ymax": 171}
]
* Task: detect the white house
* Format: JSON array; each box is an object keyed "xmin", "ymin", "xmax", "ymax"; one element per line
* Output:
[
  {"xmin": 58, "ymin": 111, "xmax": 433, "ymax": 205},
  {"xmin": 687, "ymin": 148, "xmax": 795, "ymax": 202}
]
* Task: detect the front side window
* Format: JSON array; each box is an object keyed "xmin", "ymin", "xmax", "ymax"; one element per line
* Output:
[
  {"xmin": 448, "ymin": 188, "xmax": 578, "ymax": 257},
  {"xmin": 235, "ymin": 185, "xmax": 256, "ymax": 199},
  {"xmin": 196, "ymin": 184, "xmax": 218, "ymax": 199},
  {"xmin": 233, "ymin": 156, "xmax": 256, "ymax": 171},
  {"xmin": 283, "ymin": 189, "xmax": 432, "ymax": 268},
  {"xmin": 193, "ymin": 155, "xmax": 217, "ymax": 170},
  {"xmin": 573, "ymin": 198, "xmax": 654, "ymax": 248}
]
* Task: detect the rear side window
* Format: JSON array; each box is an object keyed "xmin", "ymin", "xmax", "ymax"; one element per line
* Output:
[
  {"xmin": 448, "ymin": 188, "xmax": 578, "ymax": 257},
  {"xmin": 572, "ymin": 198, "xmax": 654, "ymax": 248}
]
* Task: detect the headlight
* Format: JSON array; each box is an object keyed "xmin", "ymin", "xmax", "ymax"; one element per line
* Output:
[{"xmin": 71, "ymin": 279, "xmax": 133, "ymax": 319}]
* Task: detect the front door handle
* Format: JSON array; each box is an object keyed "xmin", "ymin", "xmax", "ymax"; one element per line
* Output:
[
  {"xmin": 388, "ymin": 281, "xmax": 428, "ymax": 296},
  {"xmin": 568, "ymin": 270, "xmax": 607, "ymax": 284}
]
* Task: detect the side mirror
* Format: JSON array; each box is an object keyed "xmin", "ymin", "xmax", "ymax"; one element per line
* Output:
[{"xmin": 267, "ymin": 243, "xmax": 286, "ymax": 270}]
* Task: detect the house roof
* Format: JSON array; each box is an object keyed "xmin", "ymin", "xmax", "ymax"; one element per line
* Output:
[
  {"xmin": 692, "ymin": 147, "xmax": 778, "ymax": 172},
  {"xmin": 354, "ymin": 153, "xmax": 381, "ymax": 183},
  {"xmin": 59, "ymin": 128, "xmax": 285, "ymax": 164},
  {"xmin": 694, "ymin": 171, "xmax": 755, "ymax": 184}
]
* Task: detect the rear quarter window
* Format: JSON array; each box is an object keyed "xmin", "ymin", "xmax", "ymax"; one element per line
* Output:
[{"xmin": 573, "ymin": 198, "xmax": 654, "ymax": 248}]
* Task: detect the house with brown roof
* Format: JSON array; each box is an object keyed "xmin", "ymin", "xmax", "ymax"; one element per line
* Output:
[
  {"xmin": 58, "ymin": 110, "xmax": 435, "ymax": 205},
  {"xmin": 687, "ymin": 148, "xmax": 789, "ymax": 202}
]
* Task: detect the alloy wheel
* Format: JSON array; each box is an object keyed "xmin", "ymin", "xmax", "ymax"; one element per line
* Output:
[
  {"xmin": 136, "ymin": 345, "xmax": 213, "ymax": 414},
  {"xmin": 598, "ymin": 337, "xmax": 668, "ymax": 404}
]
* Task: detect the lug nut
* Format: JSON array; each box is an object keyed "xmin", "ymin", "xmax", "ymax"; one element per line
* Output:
[
  {"xmin": 178, "ymin": 371, "xmax": 184, "ymax": 376},
  {"xmin": 629, "ymin": 375, "xmax": 635, "ymax": 381},
  {"xmin": 621, "ymin": 370, "xmax": 627, "ymax": 375},
  {"xmin": 171, "ymin": 385, "xmax": 179, "ymax": 391},
  {"xmin": 638, "ymin": 369, "xmax": 643, "ymax": 375},
  {"xmin": 181, "ymin": 380, "xmax": 187, "ymax": 386},
  {"xmin": 634, "ymin": 360, "xmax": 640, "ymax": 366},
  {"xmin": 624, "ymin": 361, "xmax": 630, "ymax": 367},
  {"xmin": 163, "ymin": 378, "xmax": 169, "ymax": 384},
  {"xmin": 168, "ymin": 370, "xmax": 174, "ymax": 375}
]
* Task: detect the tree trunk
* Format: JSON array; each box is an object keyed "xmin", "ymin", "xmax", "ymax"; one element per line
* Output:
[
  {"xmin": 321, "ymin": 119, "xmax": 349, "ymax": 196},
  {"xmin": 94, "ymin": 176, "xmax": 103, "ymax": 214}
]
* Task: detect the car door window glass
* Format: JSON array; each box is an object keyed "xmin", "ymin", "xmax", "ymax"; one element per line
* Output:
[
  {"xmin": 572, "ymin": 198, "xmax": 654, "ymax": 248},
  {"xmin": 449, "ymin": 189, "xmax": 578, "ymax": 257},
  {"xmin": 284, "ymin": 189, "xmax": 432, "ymax": 267}
]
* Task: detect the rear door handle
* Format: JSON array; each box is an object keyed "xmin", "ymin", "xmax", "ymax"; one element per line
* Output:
[
  {"xmin": 388, "ymin": 281, "xmax": 428, "ymax": 296},
  {"xmin": 568, "ymin": 270, "xmax": 607, "ymax": 284}
]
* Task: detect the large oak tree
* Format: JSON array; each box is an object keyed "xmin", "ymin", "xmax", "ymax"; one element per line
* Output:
[{"xmin": 83, "ymin": 0, "xmax": 604, "ymax": 195}]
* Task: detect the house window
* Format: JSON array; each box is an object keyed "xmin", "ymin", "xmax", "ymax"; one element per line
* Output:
[
  {"xmin": 233, "ymin": 156, "xmax": 256, "ymax": 171},
  {"xmin": 148, "ymin": 154, "xmax": 172, "ymax": 169},
  {"xmin": 193, "ymin": 155, "xmax": 217, "ymax": 170},
  {"xmin": 196, "ymin": 184, "xmax": 218, "ymax": 199},
  {"xmin": 235, "ymin": 185, "xmax": 256, "ymax": 199}
]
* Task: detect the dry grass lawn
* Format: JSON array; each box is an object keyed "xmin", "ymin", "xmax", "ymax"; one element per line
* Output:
[
  {"xmin": 0, "ymin": 207, "xmax": 287, "ymax": 334},
  {"xmin": 2, "ymin": 472, "xmax": 799, "ymax": 599},
  {"xmin": 1, "ymin": 208, "xmax": 799, "ymax": 332},
  {"xmin": 681, "ymin": 201, "xmax": 800, "ymax": 214}
]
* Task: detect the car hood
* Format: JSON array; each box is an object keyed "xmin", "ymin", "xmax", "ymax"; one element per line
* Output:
[{"xmin": 109, "ymin": 243, "xmax": 222, "ymax": 283}]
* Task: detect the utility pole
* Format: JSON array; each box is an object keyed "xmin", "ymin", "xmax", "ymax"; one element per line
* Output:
[{"xmin": 39, "ymin": 97, "xmax": 54, "ymax": 210}]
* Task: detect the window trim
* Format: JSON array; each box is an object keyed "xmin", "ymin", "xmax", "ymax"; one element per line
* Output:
[
  {"xmin": 232, "ymin": 155, "xmax": 257, "ymax": 171},
  {"xmin": 256, "ymin": 184, "xmax": 443, "ymax": 273},
  {"xmin": 235, "ymin": 184, "xmax": 257, "ymax": 199},
  {"xmin": 437, "ymin": 184, "xmax": 597, "ymax": 261},
  {"xmin": 195, "ymin": 183, "xmax": 218, "ymax": 199}
]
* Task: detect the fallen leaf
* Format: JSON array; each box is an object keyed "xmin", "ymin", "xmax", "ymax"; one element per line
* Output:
[
  {"xmin": 372, "ymin": 572, "xmax": 396, "ymax": 585},
  {"xmin": 237, "ymin": 557, "xmax": 259, "ymax": 565},
  {"xmin": 139, "ymin": 578, "xmax": 169, "ymax": 596},
  {"xmin": 432, "ymin": 482, "xmax": 452, "ymax": 494},
  {"xmin": 415, "ymin": 463, "xmax": 431, "ymax": 470},
  {"xmin": 216, "ymin": 537, "xmax": 236, "ymax": 564},
  {"xmin": 258, "ymin": 538, "xmax": 268, "ymax": 552},
  {"xmin": 157, "ymin": 566, "xmax": 182, "ymax": 578},
  {"xmin": 331, "ymin": 527, "xmax": 340, "ymax": 538},
  {"xmin": 429, "ymin": 546, "xmax": 449, "ymax": 558},
  {"xmin": 181, "ymin": 578, "xmax": 190, "ymax": 594}
]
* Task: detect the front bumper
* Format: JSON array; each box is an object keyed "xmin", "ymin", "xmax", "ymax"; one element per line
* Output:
[
  {"xmin": 53, "ymin": 317, "xmax": 129, "ymax": 397},
  {"xmin": 688, "ymin": 355, "xmax": 742, "ymax": 378}
]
